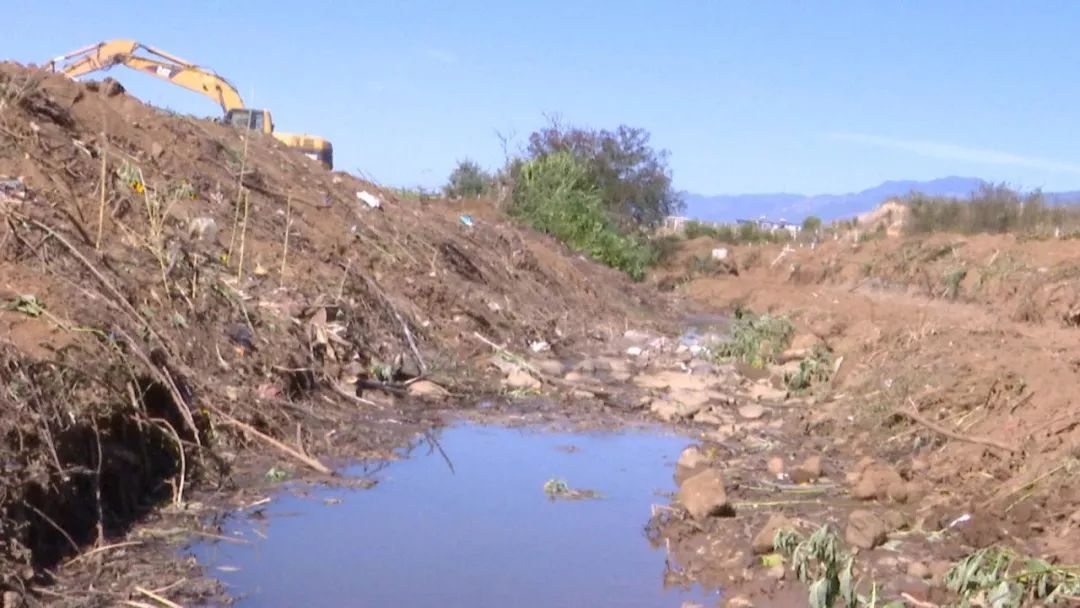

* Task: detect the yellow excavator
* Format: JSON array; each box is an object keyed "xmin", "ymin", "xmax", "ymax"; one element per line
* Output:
[{"xmin": 45, "ymin": 39, "xmax": 333, "ymax": 169}]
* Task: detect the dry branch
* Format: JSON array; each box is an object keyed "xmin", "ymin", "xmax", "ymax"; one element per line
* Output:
[{"xmin": 899, "ymin": 399, "xmax": 1018, "ymax": 454}]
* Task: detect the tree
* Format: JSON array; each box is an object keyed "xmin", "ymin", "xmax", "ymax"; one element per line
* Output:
[
  {"xmin": 444, "ymin": 159, "xmax": 492, "ymax": 199},
  {"xmin": 802, "ymin": 216, "xmax": 822, "ymax": 233},
  {"xmin": 525, "ymin": 120, "xmax": 683, "ymax": 230}
]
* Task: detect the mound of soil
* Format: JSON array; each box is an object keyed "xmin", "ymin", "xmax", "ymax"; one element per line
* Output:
[{"xmin": 0, "ymin": 62, "xmax": 660, "ymax": 602}]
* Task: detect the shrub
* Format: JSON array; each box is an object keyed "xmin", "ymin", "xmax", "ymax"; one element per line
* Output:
[
  {"xmin": 905, "ymin": 183, "xmax": 1080, "ymax": 236},
  {"xmin": 684, "ymin": 220, "xmax": 718, "ymax": 240},
  {"xmin": 712, "ymin": 309, "xmax": 795, "ymax": 367},
  {"xmin": 526, "ymin": 120, "xmax": 683, "ymax": 229},
  {"xmin": 509, "ymin": 152, "xmax": 657, "ymax": 280},
  {"xmin": 444, "ymin": 159, "xmax": 493, "ymax": 199}
]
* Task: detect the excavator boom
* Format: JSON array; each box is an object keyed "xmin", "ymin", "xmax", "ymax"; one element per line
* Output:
[
  {"xmin": 45, "ymin": 39, "xmax": 332, "ymax": 169},
  {"xmin": 47, "ymin": 39, "xmax": 246, "ymax": 115}
]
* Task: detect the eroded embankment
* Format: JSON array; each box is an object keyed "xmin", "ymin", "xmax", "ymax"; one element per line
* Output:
[{"xmin": 0, "ymin": 62, "xmax": 664, "ymax": 605}]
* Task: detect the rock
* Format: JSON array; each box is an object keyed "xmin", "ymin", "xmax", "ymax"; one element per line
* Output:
[
  {"xmin": 151, "ymin": 141, "xmax": 165, "ymax": 159},
  {"xmin": 910, "ymin": 456, "xmax": 929, "ymax": 473},
  {"xmin": 689, "ymin": 360, "xmax": 716, "ymax": 375},
  {"xmin": 737, "ymin": 403, "xmax": 765, "ymax": 420},
  {"xmin": 766, "ymin": 564, "xmax": 786, "ymax": 580},
  {"xmin": 677, "ymin": 446, "xmax": 707, "ymax": 470},
  {"xmin": 563, "ymin": 371, "xmax": 587, "ymax": 382},
  {"xmin": 532, "ymin": 359, "xmax": 566, "ymax": 376},
  {"xmin": 624, "ymin": 329, "xmax": 652, "ymax": 343},
  {"xmin": 907, "ymin": 561, "xmax": 931, "ymax": 580},
  {"xmin": 745, "ymin": 381, "xmax": 788, "ymax": 402},
  {"xmin": 650, "ymin": 399, "xmax": 681, "ymax": 422},
  {"xmin": 852, "ymin": 462, "xmax": 904, "ymax": 501},
  {"xmin": 3, "ymin": 592, "xmax": 23, "ymax": 608},
  {"xmin": 505, "ymin": 369, "xmax": 541, "ymax": 390},
  {"xmin": 692, "ymin": 408, "xmax": 726, "ymax": 425},
  {"xmin": 767, "ymin": 456, "xmax": 785, "ymax": 478},
  {"xmin": 407, "ymin": 380, "xmax": 449, "ymax": 397},
  {"xmin": 845, "ymin": 509, "xmax": 888, "ymax": 550},
  {"xmin": 790, "ymin": 455, "xmax": 823, "ymax": 483},
  {"xmin": 678, "ymin": 469, "xmax": 732, "ymax": 519},
  {"xmin": 752, "ymin": 514, "xmax": 793, "ymax": 554},
  {"xmin": 570, "ymin": 389, "xmax": 595, "ymax": 400},
  {"xmin": 928, "ymin": 560, "xmax": 954, "ymax": 587},
  {"xmin": 101, "ymin": 77, "xmax": 125, "ymax": 97},
  {"xmin": 634, "ymin": 370, "xmax": 710, "ymax": 391},
  {"xmin": 670, "ymin": 388, "xmax": 711, "ymax": 409},
  {"xmin": 682, "ymin": 603, "xmax": 705, "ymax": 608},
  {"xmin": 882, "ymin": 509, "xmax": 910, "ymax": 532},
  {"xmin": 725, "ymin": 596, "xmax": 754, "ymax": 608},
  {"xmin": 659, "ymin": 399, "xmax": 704, "ymax": 420},
  {"xmin": 626, "ymin": 346, "xmax": 644, "ymax": 357},
  {"xmin": 886, "ymin": 481, "xmax": 910, "ymax": 504}
]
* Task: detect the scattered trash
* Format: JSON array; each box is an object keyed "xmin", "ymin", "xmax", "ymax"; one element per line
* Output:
[
  {"xmin": 711, "ymin": 247, "xmax": 729, "ymax": 261},
  {"xmin": 0, "ymin": 177, "xmax": 27, "ymax": 202},
  {"xmin": 948, "ymin": 513, "xmax": 972, "ymax": 528},
  {"xmin": 530, "ymin": 340, "xmax": 551, "ymax": 353},
  {"xmin": 626, "ymin": 346, "xmax": 644, "ymax": 357},
  {"xmin": 543, "ymin": 478, "xmax": 602, "ymax": 501},
  {"xmin": 357, "ymin": 190, "xmax": 382, "ymax": 209},
  {"xmin": 265, "ymin": 466, "xmax": 290, "ymax": 483},
  {"xmin": 460, "ymin": 214, "xmax": 475, "ymax": 227}
]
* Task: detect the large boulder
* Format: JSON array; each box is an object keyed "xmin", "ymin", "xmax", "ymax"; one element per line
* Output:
[{"xmin": 677, "ymin": 469, "xmax": 733, "ymax": 519}]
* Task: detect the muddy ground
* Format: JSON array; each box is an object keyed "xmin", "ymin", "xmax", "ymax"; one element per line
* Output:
[{"xmin": 1, "ymin": 61, "xmax": 1078, "ymax": 607}]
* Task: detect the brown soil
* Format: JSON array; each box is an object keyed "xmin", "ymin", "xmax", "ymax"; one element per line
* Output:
[
  {"xmin": 0, "ymin": 63, "xmax": 666, "ymax": 606},
  {"xmin": 4, "ymin": 58, "xmax": 1079, "ymax": 607},
  {"xmin": 645, "ymin": 232, "xmax": 1080, "ymax": 605}
]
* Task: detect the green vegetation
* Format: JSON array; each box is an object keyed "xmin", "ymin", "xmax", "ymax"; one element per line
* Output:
[
  {"xmin": 787, "ymin": 343, "xmax": 833, "ymax": 392},
  {"xmin": 509, "ymin": 152, "xmax": 658, "ymax": 280},
  {"xmin": 802, "ymin": 215, "xmax": 823, "ymax": 233},
  {"xmin": 712, "ymin": 308, "xmax": 795, "ymax": 367},
  {"xmin": 774, "ymin": 526, "xmax": 890, "ymax": 608},
  {"xmin": 945, "ymin": 547, "xmax": 1080, "ymax": 607},
  {"xmin": 444, "ymin": 159, "xmax": 493, "ymax": 199},
  {"xmin": 905, "ymin": 183, "xmax": 1080, "ymax": 236},
  {"xmin": 525, "ymin": 120, "xmax": 682, "ymax": 229}
]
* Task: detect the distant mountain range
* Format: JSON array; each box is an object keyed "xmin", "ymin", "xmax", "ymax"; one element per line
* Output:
[{"xmin": 682, "ymin": 176, "xmax": 1080, "ymax": 223}]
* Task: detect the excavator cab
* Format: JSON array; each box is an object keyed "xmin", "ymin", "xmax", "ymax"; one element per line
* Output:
[{"xmin": 224, "ymin": 108, "xmax": 273, "ymax": 135}]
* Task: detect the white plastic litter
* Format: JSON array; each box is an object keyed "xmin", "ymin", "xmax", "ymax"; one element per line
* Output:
[{"xmin": 357, "ymin": 190, "xmax": 382, "ymax": 209}]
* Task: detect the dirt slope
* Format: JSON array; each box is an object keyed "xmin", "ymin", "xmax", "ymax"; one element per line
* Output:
[
  {"xmin": 657, "ymin": 234, "xmax": 1080, "ymax": 576},
  {"xmin": 0, "ymin": 63, "xmax": 661, "ymax": 604}
]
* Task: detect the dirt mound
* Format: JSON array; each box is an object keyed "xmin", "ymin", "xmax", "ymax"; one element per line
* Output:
[
  {"xmin": 668, "ymin": 234, "xmax": 1080, "ymax": 569},
  {"xmin": 0, "ymin": 62, "xmax": 659, "ymax": 599}
]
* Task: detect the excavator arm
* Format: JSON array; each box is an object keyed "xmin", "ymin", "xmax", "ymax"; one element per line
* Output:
[
  {"xmin": 46, "ymin": 39, "xmax": 248, "ymax": 117},
  {"xmin": 46, "ymin": 39, "xmax": 332, "ymax": 168}
]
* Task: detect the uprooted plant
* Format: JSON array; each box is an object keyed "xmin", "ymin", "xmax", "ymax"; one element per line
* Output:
[
  {"xmin": 774, "ymin": 526, "xmax": 890, "ymax": 608},
  {"xmin": 787, "ymin": 342, "xmax": 834, "ymax": 392},
  {"xmin": 712, "ymin": 308, "xmax": 795, "ymax": 367},
  {"xmin": 945, "ymin": 546, "xmax": 1080, "ymax": 606}
]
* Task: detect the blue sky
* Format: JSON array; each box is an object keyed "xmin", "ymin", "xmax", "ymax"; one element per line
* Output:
[{"xmin": 10, "ymin": 1, "xmax": 1080, "ymax": 195}]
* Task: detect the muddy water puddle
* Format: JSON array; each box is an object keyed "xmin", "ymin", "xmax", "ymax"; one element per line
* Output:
[{"xmin": 192, "ymin": 424, "xmax": 719, "ymax": 607}]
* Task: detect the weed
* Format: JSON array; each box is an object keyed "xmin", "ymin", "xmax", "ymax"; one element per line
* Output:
[
  {"xmin": 787, "ymin": 343, "xmax": 833, "ymax": 392},
  {"xmin": 774, "ymin": 526, "xmax": 890, "ymax": 608},
  {"xmin": 945, "ymin": 547, "xmax": 1080, "ymax": 606},
  {"xmin": 543, "ymin": 478, "xmax": 602, "ymax": 500},
  {"xmin": 942, "ymin": 267, "xmax": 968, "ymax": 299},
  {"xmin": 713, "ymin": 310, "xmax": 795, "ymax": 367}
]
